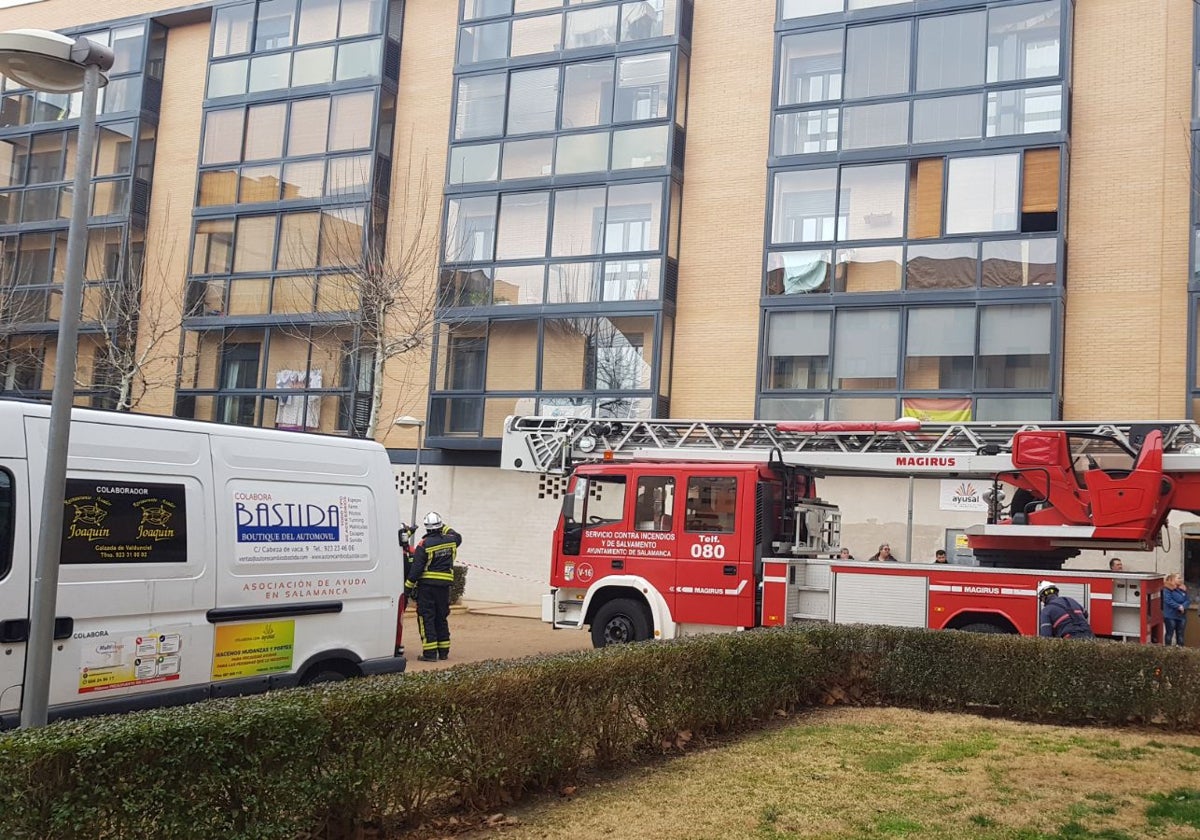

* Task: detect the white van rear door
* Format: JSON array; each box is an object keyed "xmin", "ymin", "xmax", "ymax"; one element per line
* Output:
[
  {"xmin": 23, "ymin": 417, "xmax": 217, "ymax": 712},
  {"xmin": 0, "ymin": 462, "xmax": 29, "ymax": 718}
]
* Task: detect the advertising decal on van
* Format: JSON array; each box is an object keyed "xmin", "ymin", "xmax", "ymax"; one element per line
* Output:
[
  {"xmin": 78, "ymin": 629, "xmax": 185, "ymax": 694},
  {"xmin": 211, "ymin": 621, "xmax": 296, "ymax": 680},
  {"xmin": 232, "ymin": 484, "xmax": 370, "ymax": 564},
  {"xmin": 62, "ymin": 479, "xmax": 188, "ymax": 564}
]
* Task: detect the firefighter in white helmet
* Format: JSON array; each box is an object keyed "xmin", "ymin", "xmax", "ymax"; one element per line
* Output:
[
  {"xmin": 405, "ymin": 512, "xmax": 463, "ymax": 661},
  {"xmin": 1037, "ymin": 581, "xmax": 1094, "ymax": 640}
]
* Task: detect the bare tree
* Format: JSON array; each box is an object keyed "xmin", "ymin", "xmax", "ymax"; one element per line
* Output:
[{"xmin": 75, "ymin": 223, "xmax": 197, "ymax": 412}]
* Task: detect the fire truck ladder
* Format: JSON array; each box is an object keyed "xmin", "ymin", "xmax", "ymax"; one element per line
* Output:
[{"xmin": 501, "ymin": 416, "xmax": 1200, "ymax": 476}]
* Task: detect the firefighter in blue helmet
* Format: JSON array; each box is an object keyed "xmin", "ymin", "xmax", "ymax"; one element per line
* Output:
[
  {"xmin": 1037, "ymin": 580, "xmax": 1095, "ymax": 640},
  {"xmin": 405, "ymin": 512, "xmax": 463, "ymax": 661}
]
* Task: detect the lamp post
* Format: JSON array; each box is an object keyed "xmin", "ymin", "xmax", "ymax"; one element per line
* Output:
[
  {"xmin": 0, "ymin": 29, "xmax": 113, "ymax": 729},
  {"xmin": 393, "ymin": 416, "xmax": 425, "ymax": 533}
]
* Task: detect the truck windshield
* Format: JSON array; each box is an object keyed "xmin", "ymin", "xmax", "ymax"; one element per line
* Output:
[{"xmin": 581, "ymin": 475, "xmax": 626, "ymax": 528}]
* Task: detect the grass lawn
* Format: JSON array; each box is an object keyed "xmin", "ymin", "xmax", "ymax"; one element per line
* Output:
[{"xmin": 453, "ymin": 707, "xmax": 1200, "ymax": 840}]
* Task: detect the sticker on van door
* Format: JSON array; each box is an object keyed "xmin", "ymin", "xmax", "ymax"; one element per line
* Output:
[
  {"xmin": 78, "ymin": 630, "xmax": 184, "ymax": 694},
  {"xmin": 232, "ymin": 484, "xmax": 369, "ymax": 564},
  {"xmin": 62, "ymin": 479, "xmax": 188, "ymax": 564},
  {"xmin": 211, "ymin": 620, "xmax": 296, "ymax": 680}
]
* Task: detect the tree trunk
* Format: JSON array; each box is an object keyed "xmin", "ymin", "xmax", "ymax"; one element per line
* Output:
[
  {"xmin": 367, "ymin": 333, "xmax": 386, "ymax": 440},
  {"xmin": 117, "ymin": 373, "xmax": 134, "ymax": 412}
]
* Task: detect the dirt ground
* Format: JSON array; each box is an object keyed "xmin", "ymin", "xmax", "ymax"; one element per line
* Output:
[{"xmin": 399, "ymin": 608, "xmax": 592, "ymax": 671}]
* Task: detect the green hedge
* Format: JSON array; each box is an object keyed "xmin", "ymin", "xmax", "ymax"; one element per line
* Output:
[
  {"xmin": 451, "ymin": 565, "xmax": 468, "ymax": 605},
  {"xmin": 1, "ymin": 626, "xmax": 1198, "ymax": 839}
]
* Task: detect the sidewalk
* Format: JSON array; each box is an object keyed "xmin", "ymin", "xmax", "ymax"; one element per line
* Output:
[{"xmin": 459, "ymin": 599, "xmax": 542, "ymax": 619}]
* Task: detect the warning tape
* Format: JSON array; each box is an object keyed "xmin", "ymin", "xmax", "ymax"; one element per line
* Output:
[{"xmin": 457, "ymin": 560, "xmax": 547, "ymax": 586}]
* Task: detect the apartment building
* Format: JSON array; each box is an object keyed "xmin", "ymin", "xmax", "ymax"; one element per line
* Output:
[{"xmin": 0, "ymin": 0, "xmax": 1192, "ymax": 601}]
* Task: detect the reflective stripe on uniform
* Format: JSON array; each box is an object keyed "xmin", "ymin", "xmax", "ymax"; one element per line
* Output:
[{"xmin": 420, "ymin": 570, "xmax": 454, "ymax": 582}]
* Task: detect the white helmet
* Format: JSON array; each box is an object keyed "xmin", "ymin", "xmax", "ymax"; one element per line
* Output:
[
  {"xmin": 1036, "ymin": 580, "xmax": 1059, "ymax": 601},
  {"xmin": 423, "ymin": 511, "xmax": 444, "ymax": 529}
]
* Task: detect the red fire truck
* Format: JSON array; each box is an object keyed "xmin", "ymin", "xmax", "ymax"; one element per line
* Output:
[{"xmin": 498, "ymin": 417, "xmax": 1198, "ymax": 646}]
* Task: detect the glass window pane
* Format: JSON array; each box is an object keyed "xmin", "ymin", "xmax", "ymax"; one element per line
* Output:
[
  {"xmin": 213, "ymin": 3, "xmax": 254, "ymax": 57},
  {"xmin": 208, "ymin": 59, "xmax": 248, "ymax": 98},
  {"xmin": 249, "ymin": 53, "xmax": 291, "ymax": 93},
  {"xmin": 100, "ymin": 78, "xmax": 141, "ymax": 114},
  {"xmin": 449, "ymin": 143, "xmax": 500, "ymax": 184},
  {"xmin": 913, "ymin": 94, "xmax": 983, "ymax": 143},
  {"xmin": 202, "ymin": 108, "xmax": 245, "ymax": 165},
  {"xmin": 240, "ymin": 164, "xmax": 282, "ymax": 203},
  {"xmin": 975, "ymin": 397, "xmax": 1053, "ymax": 421},
  {"xmin": 765, "ymin": 310, "xmax": 830, "ymax": 390},
  {"xmin": 605, "ymin": 181, "xmax": 662, "ymax": 253},
  {"xmin": 548, "ymin": 261, "xmax": 602, "ymax": 303},
  {"xmin": 288, "ymin": 97, "xmax": 331, "ymax": 157},
  {"xmin": 292, "ymin": 46, "xmax": 335, "ymax": 87},
  {"xmin": 502, "ymin": 138, "xmax": 554, "ymax": 180},
  {"xmin": 561, "ymin": 59, "xmax": 614, "ymax": 129},
  {"xmin": 318, "ymin": 207, "xmax": 365, "ymax": 266},
  {"xmin": 845, "ymin": 21, "xmax": 910, "ymax": 100},
  {"xmin": 91, "ymin": 180, "xmax": 129, "ymax": 216},
  {"xmin": 945, "ymin": 154, "xmax": 1019, "ymax": 235},
  {"xmin": 834, "ymin": 245, "xmax": 902, "ymax": 292},
  {"xmin": 766, "ymin": 250, "xmax": 832, "ymax": 295},
  {"xmin": 234, "ymin": 216, "xmax": 277, "ymax": 273},
  {"xmin": 833, "ymin": 309, "xmax": 899, "ymax": 388},
  {"xmin": 455, "ymin": 73, "xmax": 506, "ymax": 140},
  {"xmin": 841, "ymin": 102, "xmax": 908, "ymax": 150},
  {"xmin": 977, "ymin": 303, "xmax": 1051, "ymax": 389},
  {"xmin": 781, "ymin": 0, "xmax": 841, "ymax": 18},
  {"xmin": 485, "ymin": 321, "xmax": 540, "ymax": 391},
  {"xmin": 555, "ymin": 131, "xmax": 609, "ymax": 175},
  {"xmin": 459, "ymin": 21, "xmax": 510, "ymax": 64},
  {"xmin": 759, "ymin": 397, "xmax": 825, "ymax": 421},
  {"xmin": 981, "ymin": 237, "xmax": 1057, "ymax": 287},
  {"xmin": 772, "ymin": 168, "xmax": 837, "ymax": 244},
  {"xmin": 565, "ymin": 5, "xmax": 617, "ymax": 50},
  {"xmin": 849, "ymin": 0, "xmax": 912, "ymax": 8},
  {"xmin": 516, "ymin": 0, "xmax": 558, "ymax": 11},
  {"xmin": 255, "ymin": 0, "xmax": 297, "ymax": 51},
  {"xmin": 282, "ymin": 160, "xmax": 324, "ymax": 199},
  {"xmin": 466, "ymin": 0, "xmax": 513, "ymax": 20},
  {"xmin": 905, "ymin": 307, "xmax": 975, "ymax": 390},
  {"xmin": 228, "ymin": 280, "xmax": 271, "ymax": 315},
  {"xmin": 621, "ymin": 0, "xmax": 675, "ymax": 41},
  {"xmin": 192, "ymin": 219, "xmax": 234, "ymax": 274},
  {"xmin": 987, "ymin": 0, "xmax": 1061, "ymax": 83},
  {"xmin": 492, "ymin": 264, "xmax": 544, "ymax": 305},
  {"xmin": 298, "ymin": 0, "xmax": 339, "ymax": 44},
  {"xmin": 328, "ymin": 91, "xmax": 375, "ymax": 151},
  {"xmin": 838, "ymin": 162, "xmax": 906, "ymax": 240},
  {"xmin": 338, "ymin": 0, "xmax": 382, "ymax": 38},
  {"xmin": 335, "ymin": 39, "xmax": 381, "ymax": 82},
  {"xmin": 199, "ymin": 169, "xmax": 239, "ymax": 206},
  {"xmin": 497, "ymin": 192, "xmax": 550, "ymax": 260},
  {"xmin": 110, "ymin": 25, "xmax": 145, "ymax": 75},
  {"xmin": 277, "ymin": 211, "xmax": 320, "ymax": 270},
  {"xmin": 511, "ymin": 13, "xmax": 562, "ymax": 57},
  {"xmin": 604, "ymin": 258, "xmax": 660, "ymax": 301},
  {"xmin": 779, "ymin": 30, "xmax": 843, "ymax": 107},
  {"xmin": 775, "ymin": 109, "xmax": 839, "ymax": 156},
  {"xmin": 906, "ymin": 242, "xmax": 978, "ymax": 289},
  {"xmin": 244, "ymin": 103, "xmax": 287, "ymax": 161},
  {"xmin": 326, "ymin": 154, "xmax": 372, "ymax": 196},
  {"xmin": 987, "ymin": 84, "xmax": 1062, "ymax": 137},
  {"xmin": 507, "ymin": 67, "xmax": 560, "ymax": 135},
  {"xmin": 917, "ymin": 11, "xmax": 986, "ymax": 92},
  {"xmin": 828, "ymin": 397, "xmax": 897, "ymax": 421},
  {"xmin": 611, "ymin": 124, "xmax": 668, "ymax": 169},
  {"xmin": 446, "ymin": 195, "xmax": 498, "ymax": 261},
  {"xmin": 26, "ymin": 134, "xmax": 63, "ymax": 184},
  {"xmin": 552, "ymin": 186, "xmax": 607, "ymax": 257},
  {"xmin": 614, "ymin": 52, "xmax": 669, "ymax": 122}
]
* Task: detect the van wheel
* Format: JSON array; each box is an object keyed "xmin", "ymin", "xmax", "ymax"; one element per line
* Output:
[
  {"xmin": 301, "ymin": 665, "xmax": 352, "ymax": 685},
  {"xmin": 591, "ymin": 599, "xmax": 651, "ymax": 648},
  {"xmin": 959, "ymin": 622, "xmax": 1012, "ymax": 635}
]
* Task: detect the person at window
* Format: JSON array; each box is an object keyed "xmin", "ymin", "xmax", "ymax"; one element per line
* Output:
[
  {"xmin": 405, "ymin": 511, "xmax": 463, "ymax": 662},
  {"xmin": 869, "ymin": 544, "xmax": 898, "ymax": 562},
  {"xmin": 1109, "ymin": 557, "xmax": 1124, "ymax": 572},
  {"xmin": 1037, "ymin": 581, "xmax": 1094, "ymax": 640},
  {"xmin": 1163, "ymin": 574, "xmax": 1190, "ymax": 647},
  {"xmin": 934, "ymin": 549, "xmax": 948, "ymax": 564},
  {"xmin": 838, "ymin": 547, "xmax": 853, "ymax": 560}
]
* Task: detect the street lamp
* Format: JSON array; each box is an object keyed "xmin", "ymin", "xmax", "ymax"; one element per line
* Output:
[
  {"xmin": 0, "ymin": 29, "xmax": 114, "ymax": 729},
  {"xmin": 393, "ymin": 416, "xmax": 425, "ymax": 535}
]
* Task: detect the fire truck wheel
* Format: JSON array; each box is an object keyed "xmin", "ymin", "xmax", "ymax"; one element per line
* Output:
[
  {"xmin": 959, "ymin": 621, "xmax": 1011, "ymax": 635},
  {"xmin": 591, "ymin": 598, "xmax": 651, "ymax": 647}
]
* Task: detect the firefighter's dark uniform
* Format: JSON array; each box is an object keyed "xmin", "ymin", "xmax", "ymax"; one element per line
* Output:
[
  {"xmin": 406, "ymin": 524, "xmax": 462, "ymax": 660},
  {"xmin": 1039, "ymin": 595, "xmax": 1094, "ymax": 639}
]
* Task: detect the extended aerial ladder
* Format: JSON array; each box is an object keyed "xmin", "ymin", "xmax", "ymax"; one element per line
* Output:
[{"xmin": 502, "ymin": 416, "xmax": 1200, "ymax": 568}]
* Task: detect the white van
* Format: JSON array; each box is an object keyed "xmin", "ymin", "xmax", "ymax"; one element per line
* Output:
[{"xmin": 0, "ymin": 401, "xmax": 406, "ymax": 727}]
